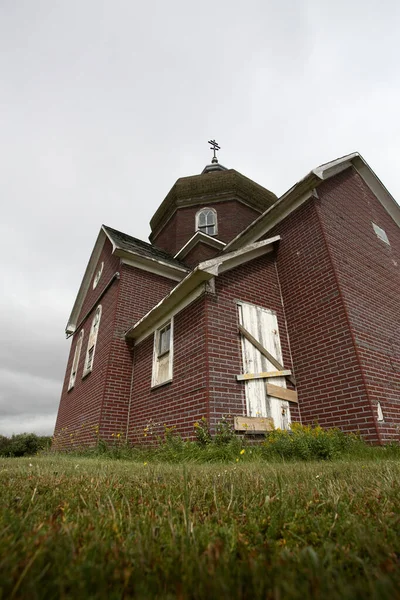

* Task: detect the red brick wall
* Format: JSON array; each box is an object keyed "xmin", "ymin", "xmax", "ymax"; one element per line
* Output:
[
  {"xmin": 127, "ymin": 253, "xmax": 299, "ymax": 443},
  {"xmin": 54, "ymin": 239, "xmax": 120, "ymax": 447},
  {"xmin": 100, "ymin": 265, "xmax": 177, "ymax": 441},
  {"xmin": 152, "ymin": 200, "xmax": 260, "ymax": 256},
  {"xmin": 271, "ymin": 198, "xmax": 380, "ymax": 442},
  {"xmin": 77, "ymin": 237, "xmax": 120, "ymax": 323},
  {"xmin": 54, "ymin": 246, "xmax": 177, "ymax": 447},
  {"xmin": 206, "ymin": 253, "xmax": 301, "ymax": 429},
  {"xmin": 316, "ymin": 168, "xmax": 400, "ymax": 443},
  {"xmin": 183, "ymin": 241, "xmax": 220, "ymax": 268},
  {"xmin": 127, "ymin": 296, "xmax": 208, "ymax": 444}
]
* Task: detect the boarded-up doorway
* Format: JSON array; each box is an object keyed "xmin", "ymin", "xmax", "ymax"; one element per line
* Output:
[{"xmin": 238, "ymin": 301, "xmax": 291, "ymax": 429}]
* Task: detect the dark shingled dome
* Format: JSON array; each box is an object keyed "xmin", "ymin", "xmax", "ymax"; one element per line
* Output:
[{"xmin": 149, "ymin": 168, "xmax": 277, "ymax": 240}]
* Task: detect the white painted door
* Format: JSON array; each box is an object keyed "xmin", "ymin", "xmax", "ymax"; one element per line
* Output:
[{"xmin": 238, "ymin": 302, "xmax": 291, "ymax": 429}]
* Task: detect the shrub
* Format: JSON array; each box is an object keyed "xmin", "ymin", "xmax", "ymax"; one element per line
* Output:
[
  {"xmin": 262, "ymin": 423, "xmax": 365, "ymax": 461},
  {"xmin": 0, "ymin": 433, "xmax": 52, "ymax": 457}
]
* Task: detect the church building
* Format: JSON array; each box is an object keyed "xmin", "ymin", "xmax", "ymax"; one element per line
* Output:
[{"xmin": 54, "ymin": 145, "xmax": 400, "ymax": 446}]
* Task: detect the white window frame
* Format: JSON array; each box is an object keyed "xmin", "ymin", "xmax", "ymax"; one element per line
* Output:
[
  {"xmin": 83, "ymin": 305, "xmax": 102, "ymax": 377},
  {"xmin": 93, "ymin": 261, "xmax": 104, "ymax": 289},
  {"xmin": 195, "ymin": 207, "xmax": 218, "ymax": 236},
  {"xmin": 68, "ymin": 329, "xmax": 84, "ymax": 391},
  {"xmin": 151, "ymin": 319, "xmax": 174, "ymax": 387}
]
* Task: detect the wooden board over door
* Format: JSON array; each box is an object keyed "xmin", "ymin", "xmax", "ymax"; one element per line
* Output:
[{"xmin": 238, "ymin": 301, "xmax": 291, "ymax": 429}]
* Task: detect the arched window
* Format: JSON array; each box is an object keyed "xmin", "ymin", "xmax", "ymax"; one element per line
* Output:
[
  {"xmin": 93, "ymin": 261, "xmax": 104, "ymax": 289},
  {"xmin": 195, "ymin": 208, "xmax": 217, "ymax": 236},
  {"xmin": 68, "ymin": 329, "xmax": 84, "ymax": 391},
  {"xmin": 83, "ymin": 305, "xmax": 102, "ymax": 377}
]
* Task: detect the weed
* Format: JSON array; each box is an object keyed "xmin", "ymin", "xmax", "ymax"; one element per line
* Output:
[{"xmin": 193, "ymin": 417, "xmax": 212, "ymax": 446}]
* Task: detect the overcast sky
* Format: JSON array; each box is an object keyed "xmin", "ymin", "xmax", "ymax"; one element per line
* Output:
[{"xmin": 1, "ymin": 0, "xmax": 399, "ymax": 436}]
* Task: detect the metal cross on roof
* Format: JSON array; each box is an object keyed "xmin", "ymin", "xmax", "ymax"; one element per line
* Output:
[{"xmin": 208, "ymin": 139, "xmax": 220, "ymax": 164}]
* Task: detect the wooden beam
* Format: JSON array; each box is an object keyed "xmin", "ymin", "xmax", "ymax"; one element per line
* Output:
[
  {"xmin": 236, "ymin": 370, "xmax": 292, "ymax": 381},
  {"xmin": 266, "ymin": 383, "xmax": 298, "ymax": 403},
  {"xmin": 238, "ymin": 324, "xmax": 296, "ymax": 385},
  {"xmin": 234, "ymin": 416, "xmax": 274, "ymax": 433}
]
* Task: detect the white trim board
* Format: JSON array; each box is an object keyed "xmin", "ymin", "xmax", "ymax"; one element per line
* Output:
[
  {"xmin": 174, "ymin": 230, "xmax": 226, "ymax": 260},
  {"xmin": 65, "ymin": 226, "xmax": 189, "ymax": 335},
  {"xmin": 66, "ymin": 230, "xmax": 107, "ymax": 335},
  {"xmin": 225, "ymin": 152, "xmax": 400, "ymax": 251},
  {"xmin": 120, "ymin": 255, "xmax": 185, "ymax": 282}
]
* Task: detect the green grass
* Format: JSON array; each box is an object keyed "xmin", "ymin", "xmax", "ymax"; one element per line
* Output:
[{"xmin": 1, "ymin": 455, "xmax": 400, "ymax": 599}]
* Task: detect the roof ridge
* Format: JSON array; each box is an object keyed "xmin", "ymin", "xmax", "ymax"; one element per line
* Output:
[{"xmin": 102, "ymin": 224, "xmax": 189, "ymax": 269}]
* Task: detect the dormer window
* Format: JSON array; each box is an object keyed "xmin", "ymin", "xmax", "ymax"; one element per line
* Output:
[{"xmin": 196, "ymin": 208, "xmax": 217, "ymax": 236}]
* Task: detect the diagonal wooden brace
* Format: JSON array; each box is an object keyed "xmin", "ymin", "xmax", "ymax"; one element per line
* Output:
[{"xmin": 238, "ymin": 324, "xmax": 296, "ymax": 386}]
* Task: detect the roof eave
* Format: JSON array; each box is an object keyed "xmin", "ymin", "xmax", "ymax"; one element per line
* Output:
[
  {"xmin": 225, "ymin": 172, "xmax": 320, "ymax": 251},
  {"xmin": 115, "ymin": 247, "xmax": 189, "ymax": 281},
  {"xmin": 125, "ymin": 236, "xmax": 280, "ymax": 342},
  {"xmin": 65, "ymin": 228, "xmax": 107, "ymax": 335},
  {"xmin": 174, "ymin": 231, "xmax": 226, "ymax": 260},
  {"xmin": 225, "ymin": 151, "xmax": 400, "ymax": 252}
]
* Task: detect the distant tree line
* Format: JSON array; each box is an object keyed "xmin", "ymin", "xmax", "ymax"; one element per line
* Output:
[{"xmin": 0, "ymin": 433, "xmax": 52, "ymax": 457}]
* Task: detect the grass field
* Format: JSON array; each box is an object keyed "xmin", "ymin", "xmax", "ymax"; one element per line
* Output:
[{"xmin": 1, "ymin": 454, "xmax": 399, "ymax": 599}]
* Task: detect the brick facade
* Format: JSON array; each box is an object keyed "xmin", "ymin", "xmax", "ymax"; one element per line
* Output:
[
  {"xmin": 54, "ymin": 239, "xmax": 121, "ymax": 447},
  {"xmin": 316, "ymin": 168, "xmax": 400, "ymax": 443},
  {"xmin": 99, "ymin": 264, "xmax": 176, "ymax": 441},
  {"xmin": 54, "ymin": 242, "xmax": 177, "ymax": 447},
  {"xmin": 128, "ymin": 296, "xmax": 208, "ymax": 444},
  {"xmin": 270, "ymin": 199, "xmax": 379, "ymax": 441},
  {"xmin": 54, "ymin": 157, "xmax": 400, "ymax": 448},
  {"xmin": 183, "ymin": 241, "xmax": 221, "ymax": 268},
  {"xmin": 206, "ymin": 253, "xmax": 302, "ymax": 429},
  {"xmin": 152, "ymin": 200, "xmax": 261, "ymax": 256}
]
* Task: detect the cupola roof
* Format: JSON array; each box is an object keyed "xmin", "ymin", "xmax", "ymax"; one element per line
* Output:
[{"xmin": 149, "ymin": 167, "xmax": 277, "ymax": 241}]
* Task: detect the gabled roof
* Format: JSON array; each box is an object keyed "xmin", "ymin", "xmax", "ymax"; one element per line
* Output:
[
  {"xmin": 65, "ymin": 225, "xmax": 189, "ymax": 335},
  {"xmin": 174, "ymin": 230, "xmax": 226, "ymax": 261},
  {"xmin": 125, "ymin": 236, "xmax": 280, "ymax": 343},
  {"xmin": 103, "ymin": 225, "xmax": 188, "ymax": 270},
  {"xmin": 225, "ymin": 152, "xmax": 400, "ymax": 251}
]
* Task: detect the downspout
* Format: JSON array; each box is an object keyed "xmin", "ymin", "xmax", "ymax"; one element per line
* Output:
[
  {"xmin": 126, "ymin": 343, "xmax": 135, "ymax": 442},
  {"xmin": 274, "ymin": 258, "xmax": 301, "ymax": 424},
  {"xmin": 204, "ymin": 291, "xmax": 211, "ymax": 431}
]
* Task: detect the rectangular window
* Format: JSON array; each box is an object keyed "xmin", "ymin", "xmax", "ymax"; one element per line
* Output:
[
  {"xmin": 158, "ymin": 323, "xmax": 171, "ymax": 356},
  {"xmin": 152, "ymin": 320, "xmax": 173, "ymax": 387}
]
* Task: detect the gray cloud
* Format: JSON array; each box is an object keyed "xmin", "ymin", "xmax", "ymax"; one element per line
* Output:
[{"xmin": 1, "ymin": 0, "xmax": 399, "ymax": 435}]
